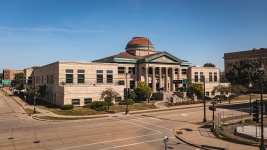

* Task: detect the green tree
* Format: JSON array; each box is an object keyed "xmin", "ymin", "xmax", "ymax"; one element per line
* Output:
[
  {"xmin": 226, "ymin": 59, "xmax": 267, "ymax": 88},
  {"xmin": 99, "ymin": 87, "xmax": 119, "ymax": 111},
  {"xmin": 14, "ymin": 73, "xmax": 24, "ymax": 84},
  {"xmin": 187, "ymin": 83, "xmax": 204, "ymax": 99},
  {"xmin": 203, "ymin": 63, "xmax": 216, "ymax": 67},
  {"xmin": 129, "ymin": 89, "xmax": 137, "ymax": 100},
  {"xmin": 26, "ymin": 84, "xmax": 47, "ymax": 98},
  {"xmin": 134, "ymin": 81, "xmax": 152, "ymax": 102}
]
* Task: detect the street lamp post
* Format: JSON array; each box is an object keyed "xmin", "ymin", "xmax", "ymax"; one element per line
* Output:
[
  {"xmin": 125, "ymin": 71, "xmax": 131, "ymax": 114},
  {"xmin": 203, "ymin": 76, "xmax": 207, "ymax": 122},
  {"xmin": 258, "ymin": 56, "xmax": 265, "ymax": 150},
  {"xmin": 249, "ymin": 82, "xmax": 253, "ymax": 115},
  {"xmin": 33, "ymin": 95, "xmax": 36, "ymax": 114}
]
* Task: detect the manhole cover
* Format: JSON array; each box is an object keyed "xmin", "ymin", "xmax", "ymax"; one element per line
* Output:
[{"xmin": 176, "ymin": 131, "xmax": 183, "ymax": 134}]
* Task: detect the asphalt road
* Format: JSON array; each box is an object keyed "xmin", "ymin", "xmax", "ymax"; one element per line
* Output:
[{"xmin": 0, "ymin": 91, "xmax": 250, "ymax": 150}]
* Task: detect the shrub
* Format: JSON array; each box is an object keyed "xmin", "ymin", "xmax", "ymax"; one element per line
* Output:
[
  {"xmin": 150, "ymin": 96, "xmax": 157, "ymax": 100},
  {"xmin": 88, "ymin": 101, "xmax": 107, "ymax": 110},
  {"xmin": 229, "ymin": 94, "xmax": 238, "ymax": 99},
  {"xmin": 119, "ymin": 99, "xmax": 135, "ymax": 105},
  {"xmin": 62, "ymin": 104, "xmax": 74, "ymax": 110},
  {"xmin": 83, "ymin": 104, "xmax": 91, "ymax": 108}
]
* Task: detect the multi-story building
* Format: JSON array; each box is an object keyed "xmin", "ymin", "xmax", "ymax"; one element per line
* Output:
[
  {"xmin": 2, "ymin": 69, "xmax": 23, "ymax": 87},
  {"xmin": 24, "ymin": 37, "xmax": 227, "ymax": 107},
  {"xmin": 224, "ymin": 48, "xmax": 267, "ymax": 73},
  {"xmin": 187, "ymin": 66, "xmax": 230, "ymax": 97}
]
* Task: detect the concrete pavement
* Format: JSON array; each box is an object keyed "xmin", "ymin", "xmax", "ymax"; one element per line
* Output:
[{"xmin": 3, "ymin": 88, "xmax": 262, "ymax": 150}]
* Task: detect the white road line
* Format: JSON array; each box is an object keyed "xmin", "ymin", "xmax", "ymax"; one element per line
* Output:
[
  {"xmin": 119, "ymin": 119, "xmax": 162, "ymax": 133},
  {"xmin": 130, "ymin": 117, "xmax": 172, "ymax": 130},
  {"xmin": 54, "ymin": 133, "xmax": 162, "ymax": 150},
  {"xmin": 97, "ymin": 137, "xmax": 175, "ymax": 150}
]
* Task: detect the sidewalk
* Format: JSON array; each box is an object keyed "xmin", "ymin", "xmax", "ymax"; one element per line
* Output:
[{"xmin": 3, "ymin": 88, "xmax": 260, "ymax": 149}]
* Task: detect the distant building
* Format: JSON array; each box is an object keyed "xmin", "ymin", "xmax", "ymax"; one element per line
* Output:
[
  {"xmin": 24, "ymin": 37, "xmax": 227, "ymax": 107},
  {"xmin": 224, "ymin": 48, "xmax": 267, "ymax": 73},
  {"xmin": 2, "ymin": 69, "xmax": 23, "ymax": 87}
]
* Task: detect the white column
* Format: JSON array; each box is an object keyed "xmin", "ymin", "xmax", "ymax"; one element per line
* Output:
[
  {"xmin": 165, "ymin": 67, "xmax": 168, "ymax": 91},
  {"xmin": 146, "ymin": 67, "xmax": 149, "ymax": 85},
  {"xmin": 172, "ymin": 68, "xmax": 175, "ymax": 91},
  {"xmin": 159, "ymin": 67, "xmax": 162, "ymax": 88},
  {"xmin": 152, "ymin": 67, "xmax": 156, "ymax": 92}
]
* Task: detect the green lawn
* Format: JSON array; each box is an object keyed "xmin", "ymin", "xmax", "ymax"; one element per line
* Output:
[{"xmin": 36, "ymin": 101, "xmax": 158, "ymax": 116}]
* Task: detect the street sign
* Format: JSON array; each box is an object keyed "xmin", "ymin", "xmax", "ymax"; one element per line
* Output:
[
  {"xmin": 173, "ymin": 80, "xmax": 182, "ymax": 84},
  {"xmin": 182, "ymin": 79, "xmax": 188, "ymax": 84},
  {"xmin": 210, "ymin": 99, "xmax": 217, "ymax": 104},
  {"xmin": 2, "ymin": 80, "xmax": 10, "ymax": 84}
]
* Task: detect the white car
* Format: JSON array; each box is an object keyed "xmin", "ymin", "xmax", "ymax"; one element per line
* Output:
[{"xmin": 20, "ymin": 89, "xmax": 26, "ymax": 92}]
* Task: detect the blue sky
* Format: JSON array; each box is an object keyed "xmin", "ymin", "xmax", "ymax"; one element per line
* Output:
[{"xmin": 1, "ymin": 0, "xmax": 267, "ymax": 72}]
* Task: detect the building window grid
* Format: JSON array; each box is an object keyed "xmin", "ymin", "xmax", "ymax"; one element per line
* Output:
[
  {"xmin": 175, "ymin": 69, "xmax": 178, "ymax": 74},
  {"xmin": 209, "ymin": 72, "xmax": 212, "ymax": 82},
  {"xmin": 214, "ymin": 72, "xmax": 218, "ymax": 82},
  {"xmin": 118, "ymin": 67, "xmax": 125, "ymax": 74},
  {"xmin": 72, "ymin": 99, "xmax": 80, "ymax": 105},
  {"xmin": 78, "ymin": 74, "xmax": 85, "ymax": 83},
  {"xmin": 77, "ymin": 70, "xmax": 85, "ymax": 73},
  {"xmin": 182, "ymin": 69, "xmax": 187, "ymax": 75},
  {"xmin": 66, "ymin": 74, "xmax": 73, "ymax": 84},
  {"xmin": 128, "ymin": 67, "xmax": 135, "ymax": 74},
  {"xmin": 84, "ymin": 98, "xmax": 92, "ymax": 104}
]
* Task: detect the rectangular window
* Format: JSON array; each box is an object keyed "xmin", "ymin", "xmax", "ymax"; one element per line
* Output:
[
  {"xmin": 206, "ymin": 92, "xmax": 209, "ymax": 96},
  {"xmin": 28, "ymin": 77, "xmax": 32, "ymax": 85},
  {"xmin": 214, "ymin": 72, "xmax": 217, "ymax": 82},
  {"xmin": 66, "ymin": 74, "xmax": 73, "ymax": 83},
  {"xmin": 182, "ymin": 69, "xmax": 187, "ymax": 74},
  {"xmin": 78, "ymin": 70, "xmax": 85, "ymax": 73},
  {"xmin": 84, "ymin": 98, "xmax": 92, "ymax": 104},
  {"xmin": 175, "ymin": 69, "xmax": 178, "ymax": 74},
  {"xmin": 194, "ymin": 72, "xmax": 198, "ymax": 82},
  {"xmin": 107, "ymin": 75, "xmax": 113, "ymax": 83},
  {"xmin": 51, "ymin": 75, "xmax": 54, "ymax": 84},
  {"xmin": 96, "ymin": 70, "xmax": 103, "ymax": 74},
  {"xmin": 211, "ymin": 91, "xmax": 215, "ymax": 96},
  {"xmin": 128, "ymin": 67, "xmax": 135, "ymax": 74},
  {"xmin": 118, "ymin": 67, "xmax": 124, "ymax": 74},
  {"xmin": 220, "ymin": 91, "xmax": 224, "ymax": 95},
  {"xmin": 71, "ymin": 99, "xmax": 80, "ymax": 105},
  {"xmin": 200, "ymin": 72, "xmax": 204, "ymax": 82},
  {"xmin": 209, "ymin": 72, "xmax": 212, "ymax": 82},
  {"xmin": 107, "ymin": 70, "xmax": 113, "ymax": 74},
  {"xmin": 118, "ymin": 80, "xmax": 125, "ymax": 85},
  {"xmin": 78, "ymin": 74, "xmax": 85, "ymax": 83},
  {"xmin": 97, "ymin": 75, "xmax": 103, "ymax": 84},
  {"xmin": 195, "ymin": 76, "xmax": 198, "ymax": 82},
  {"xmin": 66, "ymin": 69, "xmax": 73, "ymax": 73}
]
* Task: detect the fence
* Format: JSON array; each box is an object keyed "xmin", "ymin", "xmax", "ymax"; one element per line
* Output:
[{"xmin": 213, "ymin": 108, "xmax": 252, "ymax": 134}]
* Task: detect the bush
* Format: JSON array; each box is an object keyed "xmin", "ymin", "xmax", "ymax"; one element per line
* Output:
[
  {"xmin": 229, "ymin": 94, "xmax": 238, "ymax": 99},
  {"xmin": 83, "ymin": 104, "xmax": 91, "ymax": 108},
  {"xmin": 87, "ymin": 101, "xmax": 107, "ymax": 110},
  {"xmin": 150, "ymin": 96, "xmax": 157, "ymax": 100},
  {"xmin": 213, "ymin": 95, "xmax": 226, "ymax": 99},
  {"xmin": 119, "ymin": 99, "xmax": 135, "ymax": 105},
  {"xmin": 62, "ymin": 104, "xmax": 74, "ymax": 110}
]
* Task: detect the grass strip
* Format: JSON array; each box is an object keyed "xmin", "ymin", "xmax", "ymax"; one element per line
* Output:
[
  {"xmin": 25, "ymin": 108, "xmax": 41, "ymax": 114},
  {"xmin": 36, "ymin": 115, "xmax": 108, "ymax": 120}
]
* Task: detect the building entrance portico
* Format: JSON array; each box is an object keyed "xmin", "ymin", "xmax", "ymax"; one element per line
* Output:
[{"xmin": 141, "ymin": 65, "xmax": 182, "ymax": 92}]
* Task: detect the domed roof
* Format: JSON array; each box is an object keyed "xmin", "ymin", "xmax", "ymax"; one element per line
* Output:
[{"xmin": 125, "ymin": 37, "xmax": 154, "ymax": 51}]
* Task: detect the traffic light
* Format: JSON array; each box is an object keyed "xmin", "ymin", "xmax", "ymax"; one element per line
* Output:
[
  {"xmin": 123, "ymin": 88, "xmax": 127, "ymax": 100},
  {"xmin": 252, "ymin": 101, "xmax": 259, "ymax": 122},
  {"xmin": 128, "ymin": 88, "xmax": 131, "ymax": 99}
]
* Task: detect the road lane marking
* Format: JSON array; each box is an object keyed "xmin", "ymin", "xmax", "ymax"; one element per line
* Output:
[
  {"xmin": 130, "ymin": 117, "xmax": 172, "ymax": 130},
  {"xmin": 97, "ymin": 137, "xmax": 175, "ymax": 150},
  {"xmin": 119, "ymin": 118, "xmax": 162, "ymax": 133},
  {"xmin": 54, "ymin": 133, "xmax": 162, "ymax": 150}
]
